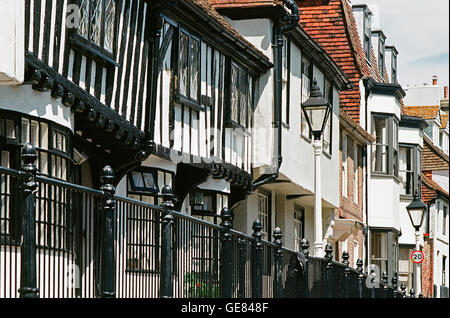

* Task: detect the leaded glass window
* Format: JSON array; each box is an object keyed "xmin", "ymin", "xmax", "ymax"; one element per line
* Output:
[
  {"xmin": 230, "ymin": 63, "xmax": 250, "ymax": 128},
  {"xmin": 178, "ymin": 30, "xmax": 200, "ymax": 103},
  {"xmin": 78, "ymin": 0, "xmax": 116, "ymax": 53}
]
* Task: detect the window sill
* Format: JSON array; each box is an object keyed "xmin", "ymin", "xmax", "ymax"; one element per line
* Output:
[
  {"xmin": 68, "ymin": 34, "xmax": 119, "ymax": 68},
  {"xmin": 226, "ymin": 120, "xmax": 251, "ymax": 135},
  {"xmin": 322, "ymin": 150, "xmax": 332, "ymax": 159},
  {"xmin": 175, "ymin": 95, "xmax": 205, "ymax": 112},
  {"xmin": 400, "ymin": 194, "xmax": 414, "ymax": 201},
  {"xmin": 301, "ymin": 133, "xmax": 312, "ymax": 143}
]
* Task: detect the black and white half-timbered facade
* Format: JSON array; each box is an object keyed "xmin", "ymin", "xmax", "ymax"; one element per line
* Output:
[
  {"xmin": 0, "ymin": 0, "xmax": 272, "ymax": 298},
  {"xmin": 1, "ymin": 0, "xmax": 271, "ymax": 212}
]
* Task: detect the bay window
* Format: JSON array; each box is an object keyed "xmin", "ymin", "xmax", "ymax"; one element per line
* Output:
[
  {"xmin": 371, "ymin": 114, "xmax": 399, "ymax": 176},
  {"xmin": 126, "ymin": 168, "xmax": 174, "ymax": 273},
  {"xmin": 371, "ymin": 230, "xmax": 399, "ymax": 280},
  {"xmin": 399, "ymin": 247, "xmax": 414, "ymax": 292},
  {"xmin": 399, "ymin": 144, "xmax": 422, "ymax": 197}
]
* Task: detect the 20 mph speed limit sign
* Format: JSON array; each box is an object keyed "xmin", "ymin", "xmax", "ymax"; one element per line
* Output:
[{"xmin": 411, "ymin": 250, "xmax": 424, "ymax": 264}]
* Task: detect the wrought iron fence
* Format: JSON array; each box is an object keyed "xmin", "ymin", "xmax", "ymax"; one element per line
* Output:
[{"xmin": 1, "ymin": 143, "xmax": 416, "ymax": 298}]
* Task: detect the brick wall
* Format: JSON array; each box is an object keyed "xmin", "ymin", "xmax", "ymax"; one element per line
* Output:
[
  {"xmin": 336, "ymin": 129, "xmax": 365, "ymax": 267},
  {"xmin": 422, "ymin": 238, "xmax": 434, "ymax": 298}
]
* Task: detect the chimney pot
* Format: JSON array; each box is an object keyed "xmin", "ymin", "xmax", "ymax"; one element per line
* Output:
[
  {"xmin": 445, "ymin": 86, "xmax": 449, "ymax": 99},
  {"xmin": 432, "ymin": 75, "xmax": 438, "ymax": 85}
]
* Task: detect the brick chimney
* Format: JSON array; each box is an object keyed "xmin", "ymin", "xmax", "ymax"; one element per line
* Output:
[
  {"xmin": 432, "ymin": 75, "xmax": 438, "ymax": 85},
  {"xmin": 444, "ymin": 86, "xmax": 448, "ymax": 99}
]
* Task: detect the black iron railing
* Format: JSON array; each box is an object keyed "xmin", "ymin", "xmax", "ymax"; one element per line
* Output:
[{"xmin": 1, "ymin": 143, "xmax": 415, "ymax": 298}]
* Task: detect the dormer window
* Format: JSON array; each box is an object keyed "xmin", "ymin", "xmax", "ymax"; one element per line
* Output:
[
  {"xmin": 363, "ymin": 12, "xmax": 372, "ymax": 62},
  {"xmin": 391, "ymin": 53, "xmax": 397, "ymax": 84},
  {"xmin": 78, "ymin": 0, "xmax": 116, "ymax": 53},
  {"xmin": 378, "ymin": 36, "xmax": 385, "ymax": 78}
]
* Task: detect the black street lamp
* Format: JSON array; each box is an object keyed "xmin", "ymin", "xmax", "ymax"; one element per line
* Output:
[
  {"xmin": 301, "ymin": 79, "xmax": 332, "ymax": 140},
  {"xmin": 301, "ymin": 79, "xmax": 332, "ymax": 257},
  {"xmin": 406, "ymin": 192, "xmax": 427, "ymax": 230},
  {"xmin": 406, "ymin": 191, "xmax": 427, "ymax": 297}
]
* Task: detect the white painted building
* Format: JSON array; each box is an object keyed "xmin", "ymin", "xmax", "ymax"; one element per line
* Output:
[{"xmin": 210, "ymin": 1, "xmax": 350, "ymax": 258}]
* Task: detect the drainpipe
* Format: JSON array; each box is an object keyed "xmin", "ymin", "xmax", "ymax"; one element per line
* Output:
[
  {"xmin": 364, "ymin": 81, "xmax": 370, "ymax": 272},
  {"xmin": 253, "ymin": 0, "xmax": 299, "ymax": 189}
]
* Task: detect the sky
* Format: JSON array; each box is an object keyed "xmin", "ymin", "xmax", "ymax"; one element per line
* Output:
[{"xmin": 350, "ymin": 0, "xmax": 449, "ymax": 94}]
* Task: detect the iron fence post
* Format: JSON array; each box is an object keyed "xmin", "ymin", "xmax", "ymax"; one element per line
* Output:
[
  {"xmin": 18, "ymin": 144, "xmax": 39, "ymax": 298},
  {"xmin": 400, "ymin": 282, "xmax": 407, "ymax": 298},
  {"xmin": 273, "ymin": 227, "xmax": 283, "ymax": 298},
  {"xmin": 160, "ymin": 185, "xmax": 175, "ymax": 298},
  {"xmin": 325, "ymin": 243, "xmax": 334, "ymax": 298},
  {"xmin": 382, "ymin": 271, "xmax": 388, "ymax": 298},
  {"xmin": 409, "ymin": 288, "xmax": 415, "ymax": 299},
  {"xmin": 238, "ymin": 238, "xmax": 246, "ymax": 298},
  {"xmin": 99, "ymin": 166, "xmax": 116, "ymax": 298},
  {"xmin": 300, "ymin": 239, "xmax": 310, "ymax": 298},
  {"xmin": 370, "ymin": 269, "xmax": 377, "ymax": 298},
  {"xmin": 342, "ymin": 251, "xmax": 350, "ymax": 298},
  {"xmin": 356, "ymin": 259, "xmax": 364, "ymax": 298},
  {"xmin": 252, "ymin": 220, "xmax": 263, "ymax": 298},
  {"xmin": 392, "ymin": 272, "xmax": 398, "ymax": 298},
  {"xmin": 220, "ymin": 207, "xmax": 233, "ymax": 298}
]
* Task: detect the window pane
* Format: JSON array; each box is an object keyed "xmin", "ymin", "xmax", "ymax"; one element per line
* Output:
[
  {"xmin": 6, "ymin": 119, "xmax": 15, "ymax": 139},
  {"xmin": 189, "ymin": 38, "xmax": 200, "ymax": 101},
  {"xmin": 372, "ymin": 117, "xmax": 388, "ymax": 173},
  {"xmin": 203, "ymin": 194, "xmax": 213, "ymax": 211},
  {"xmin": 40, "ymin": 123, "xmax": 48, "ymax": 149},
  {"xmin": 131, "ymin": 172, "xmax": 145, "ymax": 188},
  {"xmin": 90, "ymin": 0, "xmax": 102, "ymax": 46},
  {"xmin": 231, "ymin": 65, "xmax": 239, "ymax": 123},
  {"xmin": 142, "ymin": 172, "xmax": 156, "ymax": 189},
  {"xmin": 239, "ymin": 70, "xmax": 248, "ymax": 126},
  {"xmin": 21, "ymin": 118, "xmax": 30, "ymax": 144},
  {"xmin": 78, "ymin": 0, "xmax": 89, "ymax": 39},
  {"xmin": 31, "ymin": 121, "xmax": 39, "ymax": 147},
  {"xmin": 179, "ymin": 33, "xmax": 189, "ymax": 97},
  {"xmin": 104, "ymin": 0, "xmax": 115, "ymax": 52}
]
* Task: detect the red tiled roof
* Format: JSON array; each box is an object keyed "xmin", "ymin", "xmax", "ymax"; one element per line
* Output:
[
  {"xmin": 404, "ymin": 106, "xmax": 440, "ymax": 120},
  {"xmin": 440, "ymin": 113, "xmax": 448, "ymax": 129},
  {"xmin": 297, "ymin": 0, "xmax": 382, "ymax": 123},
  {"xmin": 421, "ymin": 173, "xmax": 449, "ymax": 204},
  {"xmin": 422, "ymin": 135, "xmax": 449, "ymax": 171}
]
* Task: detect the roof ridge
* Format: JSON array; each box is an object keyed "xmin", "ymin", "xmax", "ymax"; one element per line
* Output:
[
  {"xmin": 422, "ymin": 173, "xmax": 449, "ymax": 198},
  {"xmin": 423, "ymin": 134, "xmax": 450, "ymax": 163}
]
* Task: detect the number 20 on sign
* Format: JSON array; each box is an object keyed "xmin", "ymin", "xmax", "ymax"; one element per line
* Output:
[{"xmin": 411, "ymin": 250, "xmax": 424, "ymax": 264}]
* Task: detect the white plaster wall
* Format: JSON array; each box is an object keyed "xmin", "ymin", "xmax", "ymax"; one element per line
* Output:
[
  {"xmin": 0, "ymin": 85, "xmax": 74, "ymax": 131},
  {"xmin": 352, "ymin": 8, "xmax": 365, "ymax": 50},
  {"xmin": 278, "ymin": 45, "xmax": 340, "ymax": 208},
  {"xmin": 432, "ymin": 170, "xmax": 449, "ymax": 193},
  {"xmin": 367, "ymin": 93, "xmax": 402, "ymax": 120},
  {"xmin": 399, "ymin": 126, "xmax": 424, "ymax": 148},
  {"xmin": 398, "ymin": 199, "xmax": 425, "ymax": 246},
  {"xmin": 404, "ymin": 86, "xmax": 441, "ymax": 106},
  {"xmin": 368, "ymin": 177, "xmax": 400, "ymax": 230},
  {"xmin": 0, "ymin": 0, "xmax": 24, "ymax": 85},
  {"xmin": 224, "ymin": 18, "xmax": 274, "ymax": 169}
]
